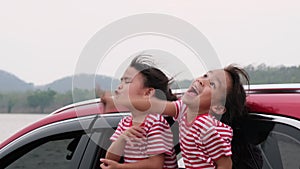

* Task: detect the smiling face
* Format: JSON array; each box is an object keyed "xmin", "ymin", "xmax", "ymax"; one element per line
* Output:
[{"xmin": 182, "ymin": 69, "xmax": 232, "ymax": 114}]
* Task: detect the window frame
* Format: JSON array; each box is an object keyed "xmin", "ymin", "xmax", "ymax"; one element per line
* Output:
[
  {"xmin": 79, "ymin": 113, "xmax": 129, "ymax": 169},
  {"xmin": 0, "ymin": 115, "xmax": 97, "ymax": 169},
  {"xmin": 250, "ymin": 113, "xmax": 300, "ymax": 169}
]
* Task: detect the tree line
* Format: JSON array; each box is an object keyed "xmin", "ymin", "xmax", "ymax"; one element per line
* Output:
[
  {"xmin": 0, "ymin": 89, "xmax": 94, "ymax": 114},
  {"xmin": 245, "ymin": 64, "xmax": 300, "ymax": 84},
  {"xmin": 0, "ymin": 64, "xmax": 299, "ymax": 114}
]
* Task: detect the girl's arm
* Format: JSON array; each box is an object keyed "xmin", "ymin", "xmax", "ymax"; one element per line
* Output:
[
  {"xmin": 215, "ymin": 156, "xmax": 232, "ymax": 169},
  {"xmin": 105, "ymin": 126, "xmax": 145, "ymax": 162},
  {"xmin": 97, "ymin": 88, "xmax": 120, "ymax": 113},
  {"xmin": 100, "ymin": 154, "xmax": 164, "ymax": 169},
  {"xmin": 115, "ymin": 96, "xmax": 177, "ymax": 117},
  {"xmin": 105, "ymin": 137, "xmax": 125, "ymax": 162},
  {"xmin": 103, "ymin": 126, "xmax": 164, "ymax": 169},
  {"xmin": 105, "ymin": 126, "xmax": 144, "ymax": 161},
  {"xmin": 97, "ymin": 87, "xmax": 178, "ymax": 117}
]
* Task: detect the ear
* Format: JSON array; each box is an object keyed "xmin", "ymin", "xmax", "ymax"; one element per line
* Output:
[
  {"xmin": 144, "ymin": 88, "xmax": 155, "ymax": 97},
  {"xmin": 211, "ymin": 105, "xmax": 226, "ymax": 115}
]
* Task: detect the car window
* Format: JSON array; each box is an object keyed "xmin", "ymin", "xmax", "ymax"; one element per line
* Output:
[
  {"xmin": 84, "ymin": 130, "xmax": 115, "ymax": 169},
  {"xmin": 85, "ymin": 116, "xmax": 120, "ymax": 169},
  {"xmin": 259, "ymin": 122, "xmax": 300, "ymax": 169},
  {"xmin": 0, "ymin": 116, "xmax": 98, "ymax": 169},
  {"xmin": 4, "ymin": 133, "xmax": 84, "ymax": 169}
]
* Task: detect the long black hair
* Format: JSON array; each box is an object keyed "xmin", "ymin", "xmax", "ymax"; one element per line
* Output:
[
  {"xmin": 222, "ymin": 64, "xmax": 249, "ymax": 127},
  {"xmin": 222, "ymin": 64, "xmax": 263, "ymax": 169}
]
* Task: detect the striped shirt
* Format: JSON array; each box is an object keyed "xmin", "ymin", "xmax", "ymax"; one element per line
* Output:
[
  {"xmin": 110, "ymin": 114, "xmax": 178, "ymax": 169},
  {"xmin": 174, "ymin": 100, "xmax": 233, "ymax": 169}
]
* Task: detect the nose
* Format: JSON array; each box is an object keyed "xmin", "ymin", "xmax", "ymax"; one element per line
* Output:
[{"xmin": 195, "ymin": 78, "xmax": 209, "ymax": 86}]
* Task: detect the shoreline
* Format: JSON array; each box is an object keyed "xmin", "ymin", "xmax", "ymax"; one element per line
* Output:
[{"xmin": 0, "ymin": 113, "xmax": 47, "ymax": 143}]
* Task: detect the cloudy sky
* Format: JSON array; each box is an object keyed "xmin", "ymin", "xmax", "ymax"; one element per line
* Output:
[{"xmin": 1, "ymin": 0, "xmax": 299, "ymax": 85}]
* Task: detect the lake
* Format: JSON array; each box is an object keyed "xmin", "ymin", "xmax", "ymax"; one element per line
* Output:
[{"xmin": 0, "ymin": 113, "xmax": 47, "ymax": 143}]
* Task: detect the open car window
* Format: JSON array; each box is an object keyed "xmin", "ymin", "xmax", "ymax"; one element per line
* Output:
[
  {"xmin": 259, "ymin": 122, "xmax": 300, "ymax": 169},
  {"xmin": 4, "ymin": 132, "xmax": 86, "ymax": 169}
]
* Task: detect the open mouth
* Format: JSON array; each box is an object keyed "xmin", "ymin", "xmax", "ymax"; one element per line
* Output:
[{"xmin": 187, "ymin": 86, "xmax": 199, "ymax": 96}]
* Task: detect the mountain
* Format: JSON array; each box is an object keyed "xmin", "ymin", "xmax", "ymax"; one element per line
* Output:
[
  {"xmin": 0, "ymin": 70, "xmax": 118, "ymax": 93},
  {"xmin": 39, "ymin": 74, "xmax": 119, "ymax": 93},
  {"xmin": 0, "ymin": 70, "xmax": 34, "ymax": 92}
]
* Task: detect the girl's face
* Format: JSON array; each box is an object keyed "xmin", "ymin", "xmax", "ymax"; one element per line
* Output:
[
  {"xmin": 182, "ymin": 69, "xmax": 231, "ymax": 113},
  {"xmin": 115, "ymin": 67, "xmax": 148, "ymax": 105}
]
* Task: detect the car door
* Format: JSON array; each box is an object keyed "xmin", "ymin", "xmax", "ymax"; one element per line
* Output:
[
  {"xmin": 250, "ymin": 114, "xmax": 300, "ymax": 169},
  {"xmin": 0, "ymin": 115, "xmax": 97, "ymax": 169},
  {"xmin": 81, "ymin": 113, "xmax": 185, "ymax": 169},
  {"xmin": 78, "ymin": 113, "xmax": 128, "ymax": 169}
]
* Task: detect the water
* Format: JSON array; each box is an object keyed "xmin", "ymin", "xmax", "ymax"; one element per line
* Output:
[{"xmin": 0, "ymin": 113, "xmax": 46, "ymax": 143}]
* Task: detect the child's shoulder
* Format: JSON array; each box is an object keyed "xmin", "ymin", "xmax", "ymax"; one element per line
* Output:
[
  {"xmin": 147, "ymin": 113, "xmax": 166, "ymax": 121},
  {"xmin": 194, "ymin": 114, "xmax": 219, "ymax": 128},
  {"xmin": 145, "ymin": 113, "xmax": 170, "ymax": 126},
  {"xmin": 173, "ymin": 99, "xmax": 183, "ymax": 107},
  {"xmin": 194, "ymin": 114, "xmax": 212, "ymax": 127},
  {"xmin": 120, "ymin": 115, "xmax": 132, "ymax": 124},
  {"xmin": 195, "ymin": 114, "xmax": 232, "ymax": 132}
]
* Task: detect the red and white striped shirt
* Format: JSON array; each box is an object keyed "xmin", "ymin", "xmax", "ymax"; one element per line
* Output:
[
  {"xmin": 110, "ymin": 114, "xmax": 178, "ymax": 169},
  {"xmin": 174, "ymin": 100, "xmax": 233, "ymax": 169}
]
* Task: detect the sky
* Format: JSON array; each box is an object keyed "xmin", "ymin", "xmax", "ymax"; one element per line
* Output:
[{"xmin": 1, "ymin": 0, "xmax": 300, "ymax": 85}]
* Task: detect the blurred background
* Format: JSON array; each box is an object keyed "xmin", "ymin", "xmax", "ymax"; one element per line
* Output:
[{"xmin": 1, "ymin": 0, "xmax": 299, "ymax": 142}]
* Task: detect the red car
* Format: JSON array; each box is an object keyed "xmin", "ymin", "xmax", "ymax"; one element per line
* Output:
[{"xmin": 0, "ymin": 84, "xmax": 299, "ymax": 169}]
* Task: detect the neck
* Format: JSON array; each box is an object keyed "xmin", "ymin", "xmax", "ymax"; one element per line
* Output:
[
  {"xmin": 186, "ymin": 108, "xmax": 208, "ymax": 123},
  {"xmin": 131, "ymin": 111, "xmax": 148, "ymax": 126},
  {"xmin": 186, "ymin": 106, "xmax": 207, "ymax": 116}
]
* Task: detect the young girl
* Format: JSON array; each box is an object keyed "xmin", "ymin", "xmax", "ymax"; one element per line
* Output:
[
  {"xmin": 99, "ymin": 56, "xmax": 178, "ymax": 169},
  {"xmin": 105, "ymin": 64, "xmax": 250, "ymax": 169}
]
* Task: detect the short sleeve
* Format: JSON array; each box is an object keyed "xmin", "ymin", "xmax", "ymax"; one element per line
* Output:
[
  {"xmin": 110, "ymin": 118, "xmax": 126, "ymax": 142},
  {"xmin": 146, "ymin": 117, "xmax": 174, "ymax": 156},
  {"xmin": 200, "ymin": 126, "xmax": 233, "ymax": 160},
  {"xmin": 173, "ymin": 100, "xmax": 185, "ymax": 121}
]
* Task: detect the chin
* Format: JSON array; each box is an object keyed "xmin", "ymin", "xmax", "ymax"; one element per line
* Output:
[{"xmin": 181, "ymin": 95, "xmax": 188, "ymax": 103}]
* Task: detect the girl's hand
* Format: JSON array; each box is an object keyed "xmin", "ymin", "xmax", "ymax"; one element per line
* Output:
[
  {"xmin": 119, "ymin": 126, "xmax": 145, "ymax": 146},
  {"xmin": 96, "ymin": 85, "xmax": 109, "ymax": 103},
  {"xmin": 100, "ymin": 158, "xmax": 120, "ymax": 169},
  {"xmin": 96, "ymin": 85, "xmax": 117, "ymax": 113}
]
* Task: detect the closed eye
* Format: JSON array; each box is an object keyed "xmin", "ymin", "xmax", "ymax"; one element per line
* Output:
[
  {"xmin": 210, "ymin": 81, "xmax": 216, "ymax": 88},
  {"xmin": 121, "ymin": 77, "xmax": 133, "ymax": 84},
  {"xmin": 124, "ymin": 80, "xmax": 132, "ymax": 84}
]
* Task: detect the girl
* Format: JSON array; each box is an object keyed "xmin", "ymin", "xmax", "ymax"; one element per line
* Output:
[
  {"xmin": 104, "ymin": 64, "xmax": 250, "ymax": 169},
  {"xmin": 99, "ymin": 55, "xmax": 178, "ymax": 169}
]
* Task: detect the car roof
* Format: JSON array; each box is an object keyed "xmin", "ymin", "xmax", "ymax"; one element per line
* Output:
[
  {"xmin": 0, "ymin": 99, "xmax": 128, "ymax": 149},
  {"xmin": 246, "ymin": 83, "xmax": 300, "ymax": 119},
  {"xmin": 1, "ymin": 83, "xmax": 299, "ymax": 149},
  {"xmin": 247, "ymin": 83, "xmax": 300, "ymax": 93}
]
